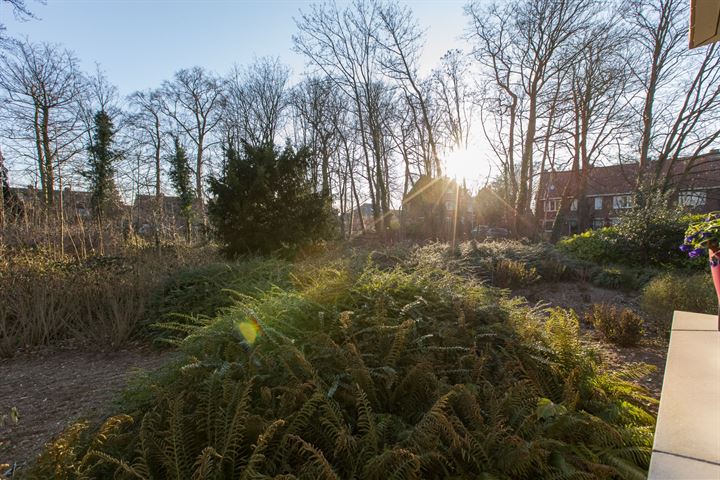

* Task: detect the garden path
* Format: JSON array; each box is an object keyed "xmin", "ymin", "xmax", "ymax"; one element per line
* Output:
[{"xmin": 0, "ymin": 344, "xmax": 176, "ymax": 473}]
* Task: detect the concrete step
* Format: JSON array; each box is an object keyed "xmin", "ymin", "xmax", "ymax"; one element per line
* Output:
[{"xmin": 648, "ymin": 311, "xmax": 720, "ymax": 480}]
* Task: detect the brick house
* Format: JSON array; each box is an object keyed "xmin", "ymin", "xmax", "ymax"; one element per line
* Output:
[
  {"xmin": 10, "ymin": 186, "xmax": 97, "ymax": 220},
  {"xmin": 132, "ymin": 194, "xmax": 204, "ymax": 236},
  {"xmin": 536, "ymin": 151, "xmax": 720, "ymax": 235},
  {"xmin": 402, "ymin": 175, "xmax": 476, "ymax": 239}
]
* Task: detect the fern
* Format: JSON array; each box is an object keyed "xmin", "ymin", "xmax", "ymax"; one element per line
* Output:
[{"xmin": 285, "ymin": 434, "xmax": 340, "ymax": 480}]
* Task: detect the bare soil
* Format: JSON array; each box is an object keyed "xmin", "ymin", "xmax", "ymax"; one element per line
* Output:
[
  {"xmin": 515, "ymin": 281, "xmax": 668, "ymax": 403},
  {"xmin": 0, "ymin": 344, "xmax": 176, "ymax": 472}
]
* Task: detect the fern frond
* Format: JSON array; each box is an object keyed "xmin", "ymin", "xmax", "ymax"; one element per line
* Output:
[
  {"xmin": 285, "ymin": 434, "xmax": 340, "ymax": 480},
  {"xmin": 191, "ymin": 446, "xmax": 223, "ymax": 480},
  {"xmin": 240, "ymin": 419, "xmax": 286, "ymax": 480},
  {"xmin": 361, "ymin": 448, "xmax": 422, "ymax": 480},
  {"xmin": 87, "ymin": 449, "xmax": 149, "ymax": 479}
]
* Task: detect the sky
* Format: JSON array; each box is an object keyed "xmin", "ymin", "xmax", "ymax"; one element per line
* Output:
[
  {"xmin": 1, "ymin": 0, "xmax": 472, "ymax": 97},
  {"xmin": 1, "ymin": 0, "xmax": 494, "ymax": 189}
]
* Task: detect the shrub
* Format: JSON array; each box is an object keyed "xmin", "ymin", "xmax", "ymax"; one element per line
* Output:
[
  {"xmin": 0, "ymin": 258, "xmax": 149, "ymax": 356},
  {"xmin": 23, "ymin": 249, "xmax": 655, "ymax": 479},
  {"xmin": 456, "ymin": 239, "xmax": 583, "ymax": 283},
  {"xmin": 585, "ymin": 304, "xmax": 644, "ymax": 347},
  {"xmin": 589, "ymin": 265, "xmax": 658, "ymax": 291},
  {"xmin": 641, "ymin": 273, "xmax": 716, "ymax": 329},
  {"xmin": 0, "ymin": 245, "xmax": 223, "ymax": 356},
  {"xmin": 558, "ymin": 202, "xmax": 708, "ymax": 269},
  {"xmin": 557, "ymin": 228, "xmax": 625, "ymax": 264},
  {"xmin": 492, "ymin": 258, "xmax": 540, "ymax": 288},
  {"xmin": 208, "ymin": 142, "xmax": 336, "ymax": 257},
  {"xmin": 146, "ymin": 258, "xmax": 291, "ymax": 321}
]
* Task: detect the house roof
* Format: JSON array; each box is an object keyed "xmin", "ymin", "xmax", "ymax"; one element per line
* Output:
[
  {"xmin": 133, "ymin": 193, "xmax": 203, "ymax": 214},
  {"xmin": 538, "ymin": 152, "xmax": 720, "ymax": 199},
  {"xmin": 10, "ymin": 186, "xmax": 94, "ymax": 206}
]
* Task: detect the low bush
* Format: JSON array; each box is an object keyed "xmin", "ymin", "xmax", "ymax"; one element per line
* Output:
[
  {"xmin": 492, "ymin": 258, "xmax": 540, "ymax": 288},
  {"xmin": 23, "ymin": 249, "xmax": 655, "ymax": 479},
  {"xmin": 585, "ymin": 304, "xmax": 644, "ymax": 347},
  {"xmin": 455, "ymin": 239, "xmax": 585, "ymax": 283},
  {"xmin": 558, "ymin": 207, "xmax": 708, "ymax": 269},
  {"xmin": 557, "ymin": 228, "xmax": 625, "ymax": 264},
  {"xmin": 0, "ymin": 245, "xmax": 222, "ymax": 356},
  {"xmin": 590, "ymin": 265, "xmax": 658, "ymax": 291},
  {"xmin": 641, "ymin": 272, "xmax": 716, "ymax": 329},
  {"xmin": 146, "ymin": 257, "xmax": 291, "ymax": 321}
]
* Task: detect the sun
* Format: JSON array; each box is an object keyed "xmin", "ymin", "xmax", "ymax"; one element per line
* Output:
[{"xmin": 444, "ymin": 148, "xmax": 481, "ymax": 182}]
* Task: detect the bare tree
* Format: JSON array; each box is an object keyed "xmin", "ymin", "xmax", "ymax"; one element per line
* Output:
[
  {"xmin": 127, "ymin": 89, "xmax": 165, "ymax": 199},
  {"xmin": 294, "ymin": 0, "xmax": 393, "ymax": 234},
  {"xmin": 0, "ymin": 39, "xmax": 84, "ymax": 206},
  {"xmin": 432, "ymin": 49, "xmax": 474, "ymax": 152},
  {"xmin": 160, "ymin": 66, "xmax": 224, "ymax": 202},
  {"xmin": 629, "ymin": 0, "xmax": 687, "ymax": 170},
  {"xmin": 0, "ymin": 146, "xmax": 6, "ymax": 228},
  {"xmin": 467, "ymin": 0, "xmax": 597, "ymax": 235},
  {"xmin": 290, "ymin": 76, "xmax": 344, "ymax": 196},
  {"xmin": 0, "ymin": 0, "xmax": 43, "ymax": 38},
  {"xmin": 549, "ymin": 17, "xmax": 635, "ymax": 240},
  {"xmin": 375, "ymin": 1, "xmax": 440, "ymax": 176},
  {"xmin": 225, "ymin": 57, "xmax": 289, "ymax": 149},
  {"xmin": 628, "ymin": 0, "xmax": 720, "ymax": 195}
]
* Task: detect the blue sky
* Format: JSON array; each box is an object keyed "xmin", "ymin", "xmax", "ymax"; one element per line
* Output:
[{"xmin": 2, "ymin": 0, "xmax": 470, "ymax": 96}]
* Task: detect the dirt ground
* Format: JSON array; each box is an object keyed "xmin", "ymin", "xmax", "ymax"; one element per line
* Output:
[
  {"xmin": 0, "ymin": 344, "xmax": 177, "ymax": 473},
  {"xmin": 516, "ymin": 281, "xmax": 669, "ymax": 403}
]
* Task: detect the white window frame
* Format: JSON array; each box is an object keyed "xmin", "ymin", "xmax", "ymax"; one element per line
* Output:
[
  {"xmin": 678, "ymin": 190, "xmax": 706, "ymax": 207},
  {"xmin": 593, "ymin": 197, "xmax": 602, "ymax": 210},
  {"xmin": 570, "ymin": 199, "xmax": 578, "ymax": 211},
  {"xmin": 545, "ymin": 199, "xmax": 559, "ymax": 212},
  {"xmin": 612, "ymin": 195, "xmax": 633, "ymax": 209}
]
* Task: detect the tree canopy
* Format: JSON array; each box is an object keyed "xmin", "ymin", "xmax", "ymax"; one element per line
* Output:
[{"xmin": 208, "ymin": 141, "xmax": 335, "ymax": 256}]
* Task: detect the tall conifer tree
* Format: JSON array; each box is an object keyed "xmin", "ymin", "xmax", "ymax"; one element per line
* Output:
[
  {"xmin": 85, "ymin": 110, "xmax": 121, "ymax": 220},
  {"xmin": 168, "ymin": 136, "xmax": 195, "ymax": 240}
]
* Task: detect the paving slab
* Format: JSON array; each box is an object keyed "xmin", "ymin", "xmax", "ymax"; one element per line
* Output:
[
  {"xmin": 672, "ymin": 310, "xmax": 720, "ymax": 331},
  {"xmin": 649, "ymin": 311, "xmax": 720, "ymax": 479},
  {"xmin": 648, "ymin": 452, "xmax": 720, "ymax": 480}
]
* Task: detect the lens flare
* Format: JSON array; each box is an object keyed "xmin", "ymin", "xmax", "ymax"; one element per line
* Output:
[{"xmin": 236, "ymin": 318, "xmax": 260, "ymax": 344}]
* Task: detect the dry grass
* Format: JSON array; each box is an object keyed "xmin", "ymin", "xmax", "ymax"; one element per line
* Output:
[{"xmin": 0, "ymin": 243, "xmax": 220, "ymax": 357}]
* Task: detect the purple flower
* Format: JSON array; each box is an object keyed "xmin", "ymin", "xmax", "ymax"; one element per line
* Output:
[
  {"xmin": 688, "ymin": 248, "xmax": 705, "ymax": 258},
  {"xmin": 679, "ymin": 244, "xmax": 692, "ymax": 252},
  {"xmin": 700, "ymin": 231, "xmax": 713, "ymax": 239},
  {"xmin": 685, "ymin": 235, "xmax": 696, "ymax": 243}
]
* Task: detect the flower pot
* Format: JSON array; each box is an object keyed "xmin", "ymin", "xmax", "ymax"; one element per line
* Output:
[{"xmin": 711, "ymin": 248, "xmax": 720, "ymax": 330}]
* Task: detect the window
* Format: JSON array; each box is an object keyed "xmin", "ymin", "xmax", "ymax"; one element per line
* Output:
[
  {"xmin": 569, "ymin": 219, "xmax": 579, "ymax": 234},
  {"xmin": 570, "ymin": 199, "xmax": 578, "ymax": 211},
  {"xmin": 612, "ymin": 195, "xmax": 633, "ymax": 209},
  {"xmin": 545, "ymin": 199, "xmax": 559, "ymax": 212},
  {"xmin": 592, "ymin": 218, "xmax": 605, "ymax": 229},
  {"xmin": 678, "ymin": 190, "xmax": 706, "ymax": 207},
  {"xmin": 593, "ymin": 197, "xmax": 603, "ymax": 210}
]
